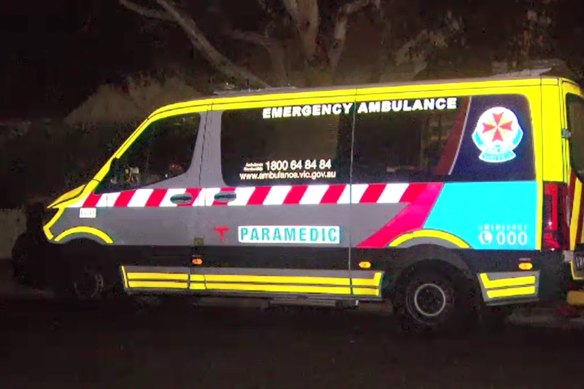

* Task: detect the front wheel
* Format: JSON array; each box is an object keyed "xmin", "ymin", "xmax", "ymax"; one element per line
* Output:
[
  {"xmin": 395, "ymin": 270, "xmax": 472, "ymax": 332},
  {"xmin": 51, "ymin": 242, "xmax": 118, "ymax": 302}
]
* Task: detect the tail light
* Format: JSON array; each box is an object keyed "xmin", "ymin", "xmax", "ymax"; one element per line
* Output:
[{"xmin": 542, "ymin": 182, "xmax": 570, "ymax": 250}]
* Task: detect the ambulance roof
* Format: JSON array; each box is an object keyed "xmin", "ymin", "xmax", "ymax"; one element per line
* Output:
[{"xmin": 150, "ymin": 74, "xmax": 578, "ymax": 118}]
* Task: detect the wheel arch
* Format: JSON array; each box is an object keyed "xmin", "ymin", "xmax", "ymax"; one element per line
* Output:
[
  {"xmin": 53, "ymin": 226, "xmax": 113, "ymax": 245},
  {"xmin": 386, "ymin": 244, "xmax": 476, "ymax": 297}
]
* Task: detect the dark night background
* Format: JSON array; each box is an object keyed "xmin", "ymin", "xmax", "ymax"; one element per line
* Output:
[
  {"xmin": 1, "ymin": 0, "xmax": 176, "ymax": 118},
  {"xmin": 3, "ymin": 5, "xmax": 584, "ymax": 387},
  {"xmin": 1, "ymin": 0, "xmax": 584, "ymax": 206}
]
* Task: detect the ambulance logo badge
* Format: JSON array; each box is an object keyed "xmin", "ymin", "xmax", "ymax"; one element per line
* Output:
[{"xmin": 472, "ymin": 107, "xmax": 523, "ymax": 163}]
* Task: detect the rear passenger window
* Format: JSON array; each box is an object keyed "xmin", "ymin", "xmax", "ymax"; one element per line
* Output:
[
  {"xmin": 221, "ymin": 104, "xmax": 353, "ymax": 186},
  {"xmin": 352, "ymin": 95, "xmax": 534, "ymax": 183}
]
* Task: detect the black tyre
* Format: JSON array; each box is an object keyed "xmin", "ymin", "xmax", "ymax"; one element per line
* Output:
[
  {"xmin": 71, "ymin": 262, "xmax": 107, "ymax": 300},
  {"xmin": 395, "ymin": 270, "xmax": 472, "ymax": 332},
  {"xmin": 52, "ymin": 242, "xmax": 115, "ymax": 302}
]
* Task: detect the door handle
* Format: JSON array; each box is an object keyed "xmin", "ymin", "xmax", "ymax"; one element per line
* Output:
[
  {"xmin": 214, "ymin": 191, "xmax": 237, "ymax": 202},
  {"xmin": 170, "ymin": 193, "xmax": 194, "ymax": 204}
]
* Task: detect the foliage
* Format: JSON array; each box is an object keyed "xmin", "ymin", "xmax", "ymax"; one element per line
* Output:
[
  {"xmin": 0, "ymin": 120, "xmax": 133, "ymax": 207},
  {"xmin": 118, "ymin": 0, "xmax": 466, "ymax": 87},
  {"xmin": 66, "ymin": 72, "xmax": 201, "ymax": 128},
  {"xmin": 115, "ymin": 0, "xmax": 584, "ymax": 88}
]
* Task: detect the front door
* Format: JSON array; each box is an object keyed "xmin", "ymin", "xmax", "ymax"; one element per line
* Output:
[{"xmin": 93, "ymin": 111, "xmax": 205, "ymax": 291}]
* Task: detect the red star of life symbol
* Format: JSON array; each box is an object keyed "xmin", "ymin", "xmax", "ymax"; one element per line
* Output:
[
  {"xmin": 482, "ymin": 112, "xmax": 513, "ymax": 142},
  {"xmin": 213, "ymin": 226, "xmax": 230, "ymax": 242}
]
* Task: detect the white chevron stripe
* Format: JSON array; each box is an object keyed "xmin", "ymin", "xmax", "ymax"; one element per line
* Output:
[
  {"xmin": 299, "ymin": 185, "xmax": 329, "ymax": 205},
  {"xmin": 66, "ymin": 183, "xmax": 411, "ymax": 208},
  {"xmin": 377, "ymin": 183, "xmax": 409, "ymax": 203},
  {"xmin": 337, "ymin": 185, "xmax": 351, "ymax": 204},
  {"xmin": 350, "ymin": 184, "xmax": 368, "ymax": 204},
  {"xmin": 263, "ymin": 185, "xmax": 291, "ymax": 205},
  {"xmin": 128, "ymin": 189, "xmax": 153, "ymax": 207},
  {"xmin": 228, "ymin": 187, "xmax": 256, "ymax": 206},
  {"xmin": 95, "ymin": 192, "xmax": 120, "ymax": 207}
]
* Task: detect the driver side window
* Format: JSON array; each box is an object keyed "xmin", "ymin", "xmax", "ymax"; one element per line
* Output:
[{"xmin": 98, "ymin": 113, "xmax": 200, "ymax": 193}]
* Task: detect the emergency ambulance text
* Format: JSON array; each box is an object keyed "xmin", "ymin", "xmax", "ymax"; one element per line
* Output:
[{"xmin": 262, "ymin": 97, "xmax": 458, "ymax": 119}]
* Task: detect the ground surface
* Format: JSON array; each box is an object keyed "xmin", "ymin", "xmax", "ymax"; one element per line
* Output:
[{"xmin": 2, "ymin": 259, "xmax": 584, "ymax": 389}]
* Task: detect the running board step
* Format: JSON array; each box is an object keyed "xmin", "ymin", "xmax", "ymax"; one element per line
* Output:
[{"xmin": 269, "ymin": 297, "xmax": 358, "ymax": 309}]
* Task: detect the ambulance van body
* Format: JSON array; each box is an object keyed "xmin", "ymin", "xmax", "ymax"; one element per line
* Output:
[{"xmin": 42, "ymin": 75, "xmax": 584, "ymax": 329}]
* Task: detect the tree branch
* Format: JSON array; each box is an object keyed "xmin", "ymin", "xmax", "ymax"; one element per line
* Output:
[
  {"xmin": 226, "ymin": 30, "xmax": 288, "ymax": 85},
  {"xmin": 328, "ymin": 0, "xmax": 373, "ymax": 73},
  {"xmin": 282, "ymin": 0, "xmax": 319, "ymax": 61},
  {"xmin": 119, "ymin": 0, "xmax": 173, "ymax": 21},
  {"xmin": 282, "ymin": 0, "xmax": 300, "ymax": 23},
  {"xmin": 154, "ymin": 0, "xmax": 270, "ymax": 88}
]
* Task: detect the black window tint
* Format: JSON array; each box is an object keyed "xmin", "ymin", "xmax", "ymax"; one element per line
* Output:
[
  {"xmin": 567, "ymin": 94, "xmax": 584, "ymax": 180},
  {"xmin": 352, "ymin": 99, "xmax": 464, "ymax": 183},
  {"xmin": 352, "ymin": 95, "xmax": 534, "ymax": 183},
  {"xmin": 221, "ymin": 107, "xmax": 352, "ymax": 186},
  {"xmin": 99, "ymin": 113, "xmax": 199, "ymax": 192}
]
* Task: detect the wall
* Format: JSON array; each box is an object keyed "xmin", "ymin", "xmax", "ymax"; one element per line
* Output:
[{"xmin": 0, "ymin": 209, "xmax": 26, "ymax": 259}]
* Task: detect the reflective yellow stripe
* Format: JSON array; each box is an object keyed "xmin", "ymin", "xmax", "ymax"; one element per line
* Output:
[
  {"xmin": 571, "ymin": 181, "xmax": 583, "ymax": 250},
  {"xmin": 486, "ymin": 286, "xmax": 536, "ymax": 299},
  {"xmin": 127, "ymin": 273, "xmax": 188, "ymax": 281},
  {"xmin": 128, "ymin": 281, "xmax": 188, "ymax": 289},
  {"xmin": 205, "ymin": 273, "xmax": 381, "ymax": 287},
  {"xmin": 43, "ymin": 207, "xmax": 65, "ymax": 240},
  {"xmin": 351, "ymin": 272, "xmax": 383, "ymax": 287},
  {"xmin": 54, "ymin": 226, "xmax": 113, "ymax": 244},
  {"xmin": 389, "ymin": 230, "xmax": 470, "ymax": 248},
  {"xmin": 153, "ymin": 77, "xmax": 549, "ymax": 117},
  {"xmin": 205, "ymin": 283, "xmax": 351, "ymax": 295},
  {"xmin": 121, "ymin": 266, "xmax": 129, "ymax": 289},
  {"xmin": 213, "ymin": 95, "xmax": 356, "ymax": 111},
  {"xmin": 479, "ymin": 273, "xmax": 536, "ymax": 289},
  {"xmin": 48, "ymin": 185, "xmax": 85, "ymax": 208},
  {"xmin": 204, "ymin": 274, "xmax": 347, "ymax": 285},
  {"xmin": 121, "ymin": 267, "xmax": 382, "ymax": 295},
  {"xmin": 567, "ymin": 290, "xmax": 584, "ymax": 306},
  {"xmin": 352, "ymin": 287, "xmax": 380, "ymax": 297},
  {"xmin": 355, "ymin": 79, "xmax": 547, "ymax": 97}
]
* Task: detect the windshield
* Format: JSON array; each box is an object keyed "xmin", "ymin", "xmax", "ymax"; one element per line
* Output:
[{"xmin": 567, "ymin": 94, "xmax": 584, "ymax": 180}]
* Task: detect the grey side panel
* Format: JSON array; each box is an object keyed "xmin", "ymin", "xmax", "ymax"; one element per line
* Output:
[{"xmin": 199, "ymin": 111, "xmax": 226, "ymax": 187}]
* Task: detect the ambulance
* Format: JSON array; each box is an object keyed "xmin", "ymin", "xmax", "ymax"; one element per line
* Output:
[{"xmin": 41, "ymin": 75, "xmax": 584, "ymax": 330}]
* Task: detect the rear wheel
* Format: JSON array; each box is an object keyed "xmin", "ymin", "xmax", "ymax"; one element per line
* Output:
[{"xmin": 395, "ymin": 269, "xmax": 473, "ymax": 333}]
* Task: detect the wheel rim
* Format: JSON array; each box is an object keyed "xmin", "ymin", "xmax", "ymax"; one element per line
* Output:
[
  {"xmin": 412, "ymin": 283, "xmax": 447, "ymax": 318},
  {"xmin": 73, "ymin": 267, "xmax": 104, "ymax": 300}
]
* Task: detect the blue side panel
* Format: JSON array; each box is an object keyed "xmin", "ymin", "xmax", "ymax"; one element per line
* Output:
[{"xmin": 424, "ymin": 181, "xmax": 538, "ymax": 250}]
